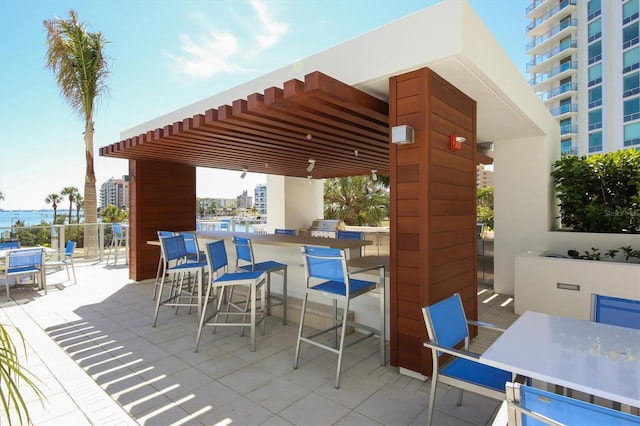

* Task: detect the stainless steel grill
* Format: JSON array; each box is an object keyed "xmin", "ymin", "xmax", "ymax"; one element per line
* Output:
[{"xmin": 308, "ymin": 219, "xmax": 345, "ymax": 238}]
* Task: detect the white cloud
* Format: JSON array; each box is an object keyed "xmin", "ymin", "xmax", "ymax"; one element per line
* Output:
[
  {"xmin": 166, "ymin": 1, "xmax": 289, "ymax": 80},
  {"xmin": 166, "ymin": 30, "xmax": 241, "ymax": 79},
  {"xmin": 251, "ymin": 0, "xmax": 289, "ymax": 50}
]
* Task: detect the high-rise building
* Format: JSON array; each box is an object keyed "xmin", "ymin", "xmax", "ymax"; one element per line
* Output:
[
  {"xmin": 476, "ymin": 165, "xmax": 494, "ymax": 189},
  {"xmin": 99, "ymin": 177, "xmax": 128, "ymax": 210},
  {"xmin": 254, "ymin": 184, "xmax": 267, "ymax": 215},
  {"xmin": 236, "ymin": 190, "xmax": 253, "ymax": 209},
  {"xmin": 526, "ymin": 0, "xmax": 639, "ymax": 156}
]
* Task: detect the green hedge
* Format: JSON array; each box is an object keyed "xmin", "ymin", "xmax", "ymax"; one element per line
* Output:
[{"xmin": 551, "ymin": 149, "xmax": 640, "ymax": 233}]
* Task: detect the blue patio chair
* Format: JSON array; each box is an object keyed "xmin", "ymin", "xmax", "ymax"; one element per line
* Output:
[
  {"xmin": 274, "ymin": 228, "xmax": 296, "ymax": 235},
  {"xmin": 232, "ymin": 236, "xmax": 288, "ymax": 324},
  {"xmin": 422, "ymin": 293, "xmax": 513, "ymax": 426},
  {"xmin": 294, "ymin": 245, "xmax": 385, "ymax": 388},
  {"xmin": 45, "ymin": 240, "xmax": 77, "ymax": 284},
  {"xmin": 591, "ymin": 294, "xmax": 640, "ymax": 330},
  {"xmin": 153, "ymin": 230, "xmax": 176, "ymax": 300},
  {"xmin": 0, "ymin": 241, "xmax": 20, "ymax": 250},
  {"xmin": 152, "ymin": 231, "xmax": 176, "ymax": 300},
  {"xmin": 3, "ymin": 248, "xmax": 46, "ymax": 300},
  {"xmin": 336, "ymin": 230, "xmax": 365, "ymax": 256},
  {"xmin": 179, "ymin": 231, "xmax": 205, "ymax": 263},
  {"xmin": 106, "ymin": 223, "xmax": 127, "ymax": 265},
  {"xmin": 505, "ymin": 381, "xmax": 639, "ymax": 426},
  {"xmin": 195, "ymin": 240, "xmax": 266, "ymax": 352},
  {"xmin": 152, "ymin": 235, "xmax": 208, "ymax": 327},
  {"xmin": 336, "ymin": 230, "xmax": 364, "ymax": 240},
  {"xmin": 588, "ymin": 294, "xmax": 640, "ymax": 408}
]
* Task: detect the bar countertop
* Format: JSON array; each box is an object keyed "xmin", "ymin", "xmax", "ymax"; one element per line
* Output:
[{"xmin": 194, "ymin": 230, "xmax": 372, "ymax": 250}]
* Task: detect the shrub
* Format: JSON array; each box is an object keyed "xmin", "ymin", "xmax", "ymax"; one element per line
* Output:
[{"xmin": 551, "ymin": 149, "xmax": 640, "ymax": 233}]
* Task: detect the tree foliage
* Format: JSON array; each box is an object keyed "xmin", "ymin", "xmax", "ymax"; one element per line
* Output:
[
  {"xmin": 100, "ymin": 204, "xmax": 128, "ymax": 223},
  {"xmin": 44, "ymin": 193, "xmax": 62, "ymax": 224},
  {"xmin": 61, "ymin": 186, "xmax": 80, "ymax": 224},
  {"xmin": 324, "ymin": 175, "xmax": 389, "ymax": 226},
  {"xmin": 551, "ymin": 149, "xmax": 640, "ymax": 233},
  {"xmin": 477, "ymin": 186, "xmax": 494, "ymax": 230},
  {"xmin": 44, "ymin": 10, "xmax": 110, "ymax": 254}
]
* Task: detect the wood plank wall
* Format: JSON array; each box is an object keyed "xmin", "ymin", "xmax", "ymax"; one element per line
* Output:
[
  {"xmin": 128, "ymin": 159, "xmax": 196, "ymax": 281},
  {"xmin": 389, "ymin": 67, "xmax": 477, "ymax": 376}
]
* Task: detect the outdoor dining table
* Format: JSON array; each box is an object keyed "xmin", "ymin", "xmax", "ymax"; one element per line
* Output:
[{"xmin": 479, "ymin": 310, "xmax": 640, "ymax": 408}]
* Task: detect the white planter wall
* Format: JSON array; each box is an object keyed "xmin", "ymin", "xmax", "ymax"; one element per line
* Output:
[{"xmin": 514, "ymin": 251, "xmax": 640, "ymax": 320}]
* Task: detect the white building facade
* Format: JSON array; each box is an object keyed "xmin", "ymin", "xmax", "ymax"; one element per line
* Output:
[
  {"xmin": 526, "ymin": 0, "xmax": 640, "ymax": 155},
  {"xmin": 99, "ymin": 178, "xmax": 128, "ymax": 210}
]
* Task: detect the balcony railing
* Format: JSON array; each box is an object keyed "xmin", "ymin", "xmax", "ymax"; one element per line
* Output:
[
  {"xmin": 527, "ymin": 0, "xmax": 577, "ymax": 33},
  {"xmin": 540, "ymin": 81, "xmax": 578, "ymax": 102},
  {"xmin": 551, "ymin": 103, "xmax": 578, "ymax": 117},
  {"xmin": 530, "ymin": 61, "xmax": 578, "ymax": 85},
  {"xmin": 527, "ymin": 19, "xmax": 577, "ymax": 51},
  {"xmin": 527, "ymin": 40, "xmax": 577, "ymax": 70}
]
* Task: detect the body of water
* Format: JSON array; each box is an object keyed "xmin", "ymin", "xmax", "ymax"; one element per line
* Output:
[{"xmin": 0, "ymin": 210, "xmax": 55, "ymax": 228}]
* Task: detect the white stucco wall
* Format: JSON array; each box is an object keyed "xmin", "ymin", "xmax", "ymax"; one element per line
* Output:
[{"xmin": 266, "ymin": 175, "xmax": 323, "ymax": 233}]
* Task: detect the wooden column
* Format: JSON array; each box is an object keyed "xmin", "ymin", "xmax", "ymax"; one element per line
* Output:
[
  {"xmin": 128, "ymin": 159, "xmax": 196, "ymax": 281},
  {"xmin": 389, "ymin": 67, "xmax": 478, "ymax": 376}
]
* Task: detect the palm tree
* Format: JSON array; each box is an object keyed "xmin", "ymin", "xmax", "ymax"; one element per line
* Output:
[
  {"xmin": 44, "ymin": 10, "xmax": 110, "ymax": 256},
  {"xmin": 45, "ymin": 193, "xmax": 62, "ymax": 224},
  {"xmin": 324, "ymin": 175, "xmax": 389, "ymax": 226},
  {"xmin": 61, "ymin": 186, "xmax": 79, "ymax": 224},
  {"xmin": 75, "ymin": 194, "xmax": 84, "ymax": 224}
]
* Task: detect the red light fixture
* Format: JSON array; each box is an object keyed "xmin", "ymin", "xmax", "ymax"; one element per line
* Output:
[{"xmin": 450, "ymin": 134, "xmax": 466, "ymax": 151}]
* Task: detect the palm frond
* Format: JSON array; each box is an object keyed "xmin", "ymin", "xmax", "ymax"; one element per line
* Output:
[
  {"xmin": 44, "ymin": 9, "xmax": 110, "ymax": 122},
  {"xmin": 0, "ymin": 324, "xmax": 46, "ymax": 425}
]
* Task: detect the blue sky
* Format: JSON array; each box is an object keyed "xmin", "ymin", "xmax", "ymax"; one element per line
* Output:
[{"xmin": 0, "ymin": 0, "xmax": 529, "ymax": 210}]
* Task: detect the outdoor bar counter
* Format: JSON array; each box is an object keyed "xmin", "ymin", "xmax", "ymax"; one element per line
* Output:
[
  {"xmin": 193, "ymin": 230, "xmax": 389, "ymax": 336},
  {"xmin": 195, "ymin": 230, "xmax": 371, "ymax": 252}
]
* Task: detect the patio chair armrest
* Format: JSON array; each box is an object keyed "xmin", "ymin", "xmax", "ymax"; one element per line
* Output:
[
  {"xmin": 467, "ymin": 319, "xmax": 506, "ymax": 333},
  {"xmin": 348, "ymin": 264, "xmax": 385, "ymax": 275},
  {"xmin": 423, "ymin": 340, "xmax": 481, "ymax": 362},
  {"xmin": 505, "ymin": 400, "xmax": 563, "ymax": 426}
]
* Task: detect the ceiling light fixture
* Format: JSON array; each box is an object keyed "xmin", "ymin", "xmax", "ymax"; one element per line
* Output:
[
  {"xmin": 371, "ymin": 170, "xmax": 377, "ymax": 181},
  {"xmin": 240, "ymin": 168, "xmax": 248, "ymax": 179},
  {"xmin": 307, "ymin": 159, "xmax": 315, "ymax": 173}
]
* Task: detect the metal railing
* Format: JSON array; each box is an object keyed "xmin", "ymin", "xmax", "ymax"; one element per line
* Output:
[{"xmin": 0, "ymin": 222, "xmax": 122, "ymax": 262}]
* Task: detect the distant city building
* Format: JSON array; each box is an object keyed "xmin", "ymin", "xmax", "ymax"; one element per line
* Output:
[
  {"xmin": 526, "ymin": 0, "xmax": 640, "ymax": 155},
  {"xmin": 254, "ymin": 184, "xmax": 267, "ymax": 214},
  {"xmin": 99, "ymin": 177, "xmax": 128, "ymax": 210},
  {"xmin": 236, "ymin": 190, "xmax": 253, "ymax": 209},
  {"xmin": 476, "ymin": 165, "xmax": 494, "ymax": 189}
]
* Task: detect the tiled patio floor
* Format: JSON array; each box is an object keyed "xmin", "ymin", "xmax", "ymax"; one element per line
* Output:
[{"xmin": 0, "ymin": 260, "xmax": 518, "ymax": 425}]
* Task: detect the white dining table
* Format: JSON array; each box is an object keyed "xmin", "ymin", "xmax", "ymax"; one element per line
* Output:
[{"xmin": 480, "ymin": 310, "xmax": 640, "ymax": 407}]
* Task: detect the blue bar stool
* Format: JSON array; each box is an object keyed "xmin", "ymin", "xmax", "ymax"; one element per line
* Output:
[{"xmin": 233, "ymin": 236, "xmax": 288, "ymax": 324}]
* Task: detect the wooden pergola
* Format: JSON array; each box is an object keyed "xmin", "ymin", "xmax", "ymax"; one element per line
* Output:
[
  {"xmin": 101, "ymin": 67, "xmax": 489, "ymax": 379},
  {"xmin": 101, "ymin": 72, "xmax": 392, "ymax": 179}
]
